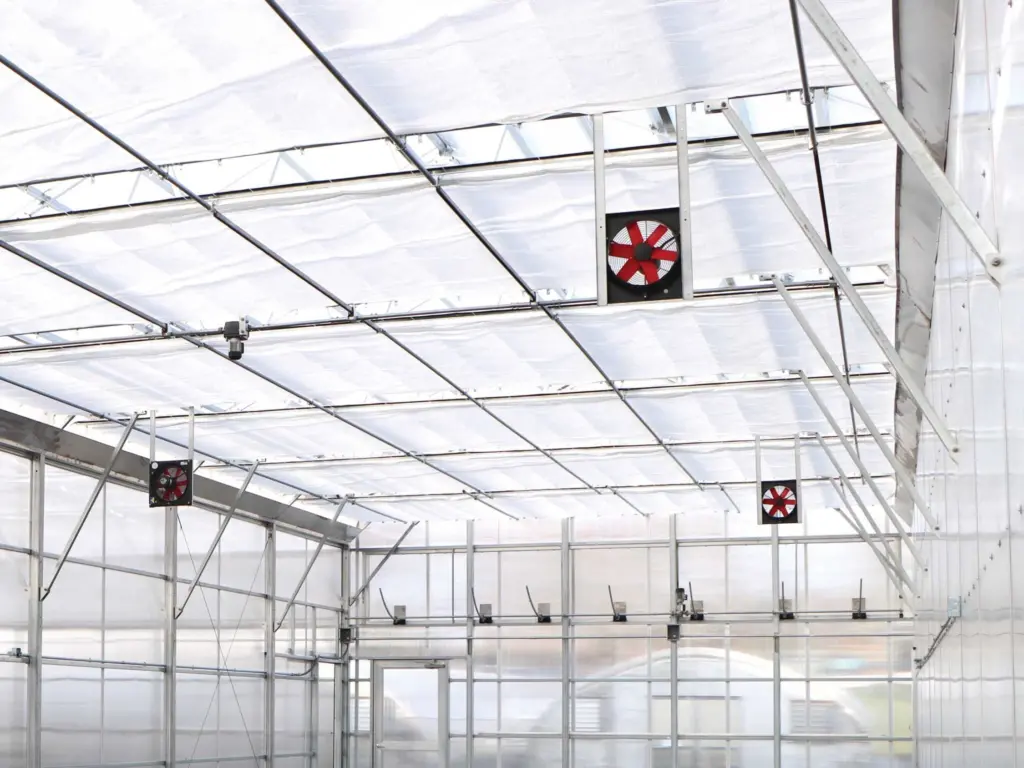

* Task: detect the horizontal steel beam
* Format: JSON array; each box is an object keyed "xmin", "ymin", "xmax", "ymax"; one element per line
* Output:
[{"xmin": 0, "ymin": 407, "xmax": 357, "ymax": 544}]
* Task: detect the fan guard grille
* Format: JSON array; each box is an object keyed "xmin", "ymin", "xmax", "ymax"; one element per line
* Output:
[{"xmin": 607, "ymin": 219, "xmax": 678, "ymax": 287}]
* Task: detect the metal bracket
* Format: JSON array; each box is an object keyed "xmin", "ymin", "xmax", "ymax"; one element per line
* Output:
[{"xmin": 608, "ymin": 585, "xmax": 627, "ymax": 622}]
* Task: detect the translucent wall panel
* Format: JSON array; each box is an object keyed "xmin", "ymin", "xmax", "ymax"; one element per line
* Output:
[{"xmin": 0, "ymin": 662, "xmax": 27, "ymax": 766}]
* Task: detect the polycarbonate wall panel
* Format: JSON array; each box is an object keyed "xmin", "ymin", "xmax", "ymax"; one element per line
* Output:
[
  {"xmin": 0, "ymin": 446, "xmax": 346, "ymax": 766},
  {"xmin": 351, "ymin": 517, "xmax": 911, "ymax": 768},
  {"xmin": 0, "ymin": 451, "xmax": 28, "ymax": 766},
  {"xmin": 914, "ymin": 3, "xmax": 1024, "ymax": 765}
]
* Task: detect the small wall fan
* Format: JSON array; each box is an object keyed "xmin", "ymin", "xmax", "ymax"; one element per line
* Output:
[
  {"xmin": 604, "ymin": 208, "xmax": 683, "ymax": 303},
  {"xmin": 149, "ymin": 459, "xmax": 194, "ymax": 508}
]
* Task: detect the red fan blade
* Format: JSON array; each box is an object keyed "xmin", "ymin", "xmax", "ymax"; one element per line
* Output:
[
  {"xmin": 644, "ymin": 223, "xmax": 668, "ymax": 246},
  {"xmin": 639, "ymin": 261, "xmax": 660, "ymax": 285},
  {"xmin": 651, "ymin": 248, "xmax": 678, "ymax": 262},
  {"xmin": 616, "ymin": 260, "xmax": 641, "ymax": 282},
  {"xmin": 626, "ymin": 221, "xmax": 643, "ymax": 246},
  {"xmin": 609, "ymin": 242, "xmax": 634, "ymax": 259}
]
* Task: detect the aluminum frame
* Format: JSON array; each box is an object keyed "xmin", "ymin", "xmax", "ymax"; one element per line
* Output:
[
  {"xmin": 774, "ymin": 279, "xmax": 938, "ymax": 529},
  {"xmin": 713, "ymin": 101, "xmax": 956, "ymax": 457},
  {"xmin": 794, "ymin": 0, "xmax": 1003, "ymax": 283}
]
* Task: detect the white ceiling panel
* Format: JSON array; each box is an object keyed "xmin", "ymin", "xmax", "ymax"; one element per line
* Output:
[
  {"xmin": 555, "ymin": 446, "xmax": 695, "ymax": 488},
  {"xmin": 431, "ymin": 452, "xmax": 585, "ymax": 493},
  {"xmin": 277, "ymin": 0, "xmax": 893, "ymax": 133},
  {"xmin": 445, "ymin": 127, "xmax": 895, "ymax": 296},
  {"xmin": 0, "ymin": 340, "xmax": 294, "ymax": 415},
  {"xmin": 383, "ymin": 311, "xmax": 604, "ymax": 396},
  {"xmin": 495, "ymin": 490, "xmax": 640, "ymax": 520},
  {"xmin": 155, "ymin": 410, "xmax": 398, "ymax": 464},
  {"xmin": 222, "ymin": 182, "xmax": 529, "ymax": 310},
  {"xmin": 0, "ymin": 0, "xmax": 381, "ymax": 184},
  {"xmin": 627, "ymin": 377, "xmax": 895, "ymax": 443},
  {"xmin": 0, "ymin": 203, "xmax": 334, "ymax": 330},
  {"xmin": 355, "ymin": 495, "xmax": 510, "ymax": 523},
  {"xmin": 261, "ymin": 457, "xmax": 468, "ymax": 498},
  {"xmin": 0, "ymin": 247, "xmax": 143, "ymax": 336},
  {"xmin": 227, "ymin": 324, "xmax": 457, "ymax": 406},
  {"xmin": 338, "ymin": 400, "xmax": 532, "ymax": 456},
  {"xmin": 486, "ymin": 393, "xmax": 652, "ymax": 450},
  {"xmin": 557, "ymin": 287, "xmax": 895, "ymax": 383},
  {"xmin": 619, "ymin": 485, "xmax": 734, "ymax": 518},
  {"xmin": 669, "ymin": 438, "xmax": 895, "ymax": 484}
]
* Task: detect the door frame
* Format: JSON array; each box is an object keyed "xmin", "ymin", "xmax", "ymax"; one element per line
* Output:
[{"xmin": 371, "ymin": 659, "xmax": 450, "ymax": 768}]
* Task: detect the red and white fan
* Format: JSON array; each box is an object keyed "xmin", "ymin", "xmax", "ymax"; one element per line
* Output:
[
  {"xmin": 149, "ymin": 460, "xmax": 193, "ymax": 508},
  {"xmin": 759, "ymin": 479, "xmax": 799, "ymax": 525},
  {"xmin": 607, "ymin": 217, "xmax": 679, "ymax": 288}
]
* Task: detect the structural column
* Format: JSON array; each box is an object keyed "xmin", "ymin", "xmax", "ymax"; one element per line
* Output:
[
  {"xmin": 560, "ymin": 518, "xmax": 571, "ymax": 768},
  {"xmin": 465, "ymin": 521, "xmax": 475, "ymax": 768},
  {"xmin": 336, "ymin": 545, "xmax": 351, "ymax": 768},
  {"xmin": 27, "ymin": 455, "xmax": 44, "ymax": 768},
  {"xmin": 668, "ymin": 513, "xmax": 679, "ymax": 768},
  {"xmin": 265, "ymin": 523, "xmax": 278, "ymax": 767}
]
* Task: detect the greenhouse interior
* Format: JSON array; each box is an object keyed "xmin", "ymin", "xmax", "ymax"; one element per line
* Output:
[{"xmin": 0, "ymin": 0, "xmax": 1021, "ymax": 766}]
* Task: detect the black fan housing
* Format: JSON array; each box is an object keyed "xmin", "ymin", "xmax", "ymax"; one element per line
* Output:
[
  {"xmin": 605, "ymin": 208, "xmax": 683, "ymax": 304},
  {"xmin": 149, "ymin": 459, "xmax": 194, "ymax": 508}
]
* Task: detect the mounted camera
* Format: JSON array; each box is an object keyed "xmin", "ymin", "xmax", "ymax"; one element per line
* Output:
[{"xmin": 223, "ymin": 319, "xmax": 250, "ymax": 361}]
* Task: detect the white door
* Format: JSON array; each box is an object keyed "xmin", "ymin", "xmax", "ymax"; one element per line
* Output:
[{"xmin": 372, "ymin": 660, "xmax": 449, "ymax": 768}]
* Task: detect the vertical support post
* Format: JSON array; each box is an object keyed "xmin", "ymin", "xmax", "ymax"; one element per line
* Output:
[
  {"xmin": 676, "ymin": 105, "xmax": 694, "ymax": 300},
  {"xmin": 594, "ymin": 114, "xmax": 608, "ymax": 307},
  {"xmin": 27, "ymin": 454, "xmax": 44, "ymax": 768},
  {"xmin": 336, "ymin": 545, "xmax": 351, "ymax": 768},
  {"xmin": 309, "ymin": 646, "xmax": 319, "ymax": 768},
  {"xmin": 668, "ymin": 513, "xmax": 679, "ymax": 768},
  {"xmin": 465, "ymin": 521, "xmax": 475, "ymax": 768},
  {"xmin": 162, "ymin": 408, "xmax": 178, "ymax": 768},
  {"xmin": 266, "ymin": 523, "xmax": 277, "ymax": 767},
  {"xmin": 760, "ymin": 435, "xmax": 781, "ymax": 768},
  {"xmin": 560, "ymin": 518, "xmax": 571, "ymax": 768}
]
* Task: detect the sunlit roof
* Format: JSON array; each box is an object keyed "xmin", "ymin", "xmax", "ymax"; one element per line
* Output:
[{"xmin": 0, "ymin": 0, "xmax": 905, "ymax": 527}]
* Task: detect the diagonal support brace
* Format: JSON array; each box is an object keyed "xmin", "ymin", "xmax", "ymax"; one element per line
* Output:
[
  {"xmin": 802, "ymin": 372, "xmax": 931, "ymax": 565},
  {"xmin": 712, "ymin": 99, "xmax": 957, "ymax": 458},
  {"xmin": 41, "ymin": 412, "xmax": 139, "ymax": 601},
  {"xmin": 776, "ymin": 279, "xmax": 939, "ymax": 529},
  {"xmin": 829, "ymin": 477, "xmax": 913, "ymax": 597},
  {"xmin": 348, "ymin": 521, "xmax": 419, "ymax": 609},
  {"xmin": 794, "ymin": 0, "xmax": 1003, "ymax": 283},
  {"xmin": 175, "ymin": 460, "xmax": 260, "ymax": 619},
  {"xmin": 274, "ymin": 499, "xmax": 350, "ymax": 632}
]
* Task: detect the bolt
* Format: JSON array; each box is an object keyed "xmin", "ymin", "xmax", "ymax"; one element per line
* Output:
[{"xmin": 991, "ymin": 257, "xmax": 1003, "ymax": 268}]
